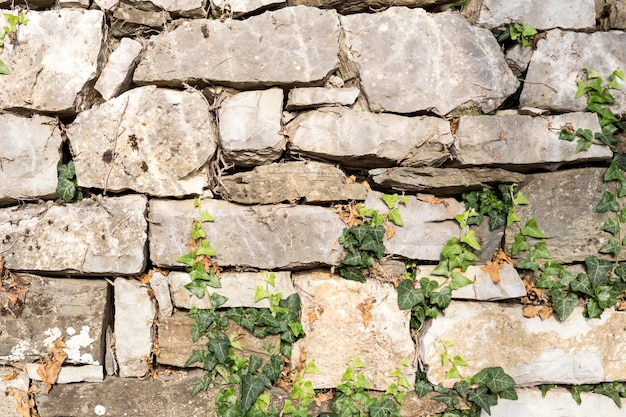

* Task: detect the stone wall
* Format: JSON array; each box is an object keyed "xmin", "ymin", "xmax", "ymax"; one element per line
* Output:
[{"xmin": 1, "ymin": 0, "xmax": 626, "ymax": 416}]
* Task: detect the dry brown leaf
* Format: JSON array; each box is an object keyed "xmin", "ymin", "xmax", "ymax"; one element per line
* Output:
[
  {"xmin": 139, "ymin": 271, "xmax": 153, "ymax": 284},
  {"xmin": 424, "ymin": 196, "xmax": 441, "ymax": 205},
  {"xmin": 617, "ymin": 301, "xmax": 626, "ymax": 311},
  {"xmin": 538, "ymin": 307, "xmax": 553, "ymax": 320},
  {"xmin": 3, "ymin": 369, "xmax": 18, "ymax": 380},
  {"xmin": 522, "ymin": 305, "xmax": 538, "ymax": 318},
  {"xmin": 449, "ymin": 118, "xmax": 459, "ymax": 134},
  {"xmin": 481, "ymin": 261, "xmax": 503, "ymax": 284},
  {"xmin": 314, "ymin": 390, "xmax": 334, "ymax": 406},
  {"xmin": 361, "ymin": 180, "xmax": 371, "ymax": 191},
  {"xmin": 385, "ymin": 224, "xmax": 396, "ymax": 240},
  {"xmin": 37, "ymin": 338, "xmax": 68, "ymax": 393},
  {"xmin": 8, "ymin": 388, "xmax": 31, "ymax": 417},
  {"xmin": 357, "ymin": 297, "xmax": 376, "ymax": 328},
  {"xmin": 307, "ymin": 311, "xmax": 318, "ymax": 326},
  {"xmin": 345, "ymin": 175, "xmax": 356, "ymax": 184},
  {"xmin": 493, "ymin": 248, "xmax": 514, "ymax": 265}
]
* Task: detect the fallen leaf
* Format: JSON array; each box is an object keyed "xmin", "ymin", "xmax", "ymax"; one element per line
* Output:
[
  {"xmin": 8, "ymin": 388, "xmax": 30, "ymax": 417},
  {"xmin": 139, "ymin": 271, "xmax": 153, "ymax": 284},
  {"xmin": 493, "ymin": 248, "xmax": 514, "ymax": 265},
  {"xmin": 357, "ymin": 298, "xmax": 376, "ymax": 328},
  {"xmin": 345, "ymin": 175, "xmax": 356, "ymax": 184},
  {"xmin": 617, "ymin": 301, "xmax": 626, "ymax": 311},
  {"xmin": 522, "ymin": 305, "xmax": 538, "ymax": 318},
  {"xmin": 449, "ymin": 118, "xmax": 459, "ymax": 134},
  {"xmin": 3, "ymin": 369, "xmax": 18, "ymax": 380},
  {"xmin": 314, "ymin": 390, "xmax": 334, "ymax": 406},
  {"xmin": 385, "ymin": 224, "xmax": 396, "ymax": 240},
  {"xmin": 307, "ymin": 311, "xmax": 318, "ymax": 326},
  {"xmin": 538, "ymin": 307, "xmax": 553, "ymax": 320},
  {"xmin": 37, "ymin": 339, "xmax": 68, "ymax": 393},
  {"xmin": 481, "ymin": 261, "xmax": 503, "ymax": 284}
]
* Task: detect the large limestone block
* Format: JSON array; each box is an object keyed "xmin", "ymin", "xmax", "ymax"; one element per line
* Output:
[
  {"xmin": 94, "ymin": 38, "xmax": 143, "ymax": 100},
  {"xmin": 68, "ymin": 86, "xmax": 216, "ymax": 197},
  {"xmin": 340, "ymin": 8, "xmax": 519, "ymax": 115},
  {"xmin": 26, "ymin": 363, "xmax": 103, "ymax": 384},
  {"xmin": 287, "ymin": 0, "xmax": 452, "ymax": 14},
  {"xmin": 454, "ymin": 113, "xmax": 611, "ymax": 167},
  {"xmin": 149, "ymin": 199, "xmax": 345, "ymax": 269},
  {"xmin": 0, "ymin": 10, "xmax": 105, "ymax": 114},
  {"xmin": 221, "ymin": 161, "xmax": 368, "ymax": 204},
  {"xmin": 520, "ymin": 30, "xmax": 626, "ymax": 113},
  {"xmin": 218, "ymin": 88, "xmax": 284, "ymax": 167},
  {"xmin": 0, "ymin": 113, "xmax": 62, "ymax": 204},
  {"xmin": 0, "ymin": 368, "xmax": 29, "ymax": 417},
  {"xmin": 419, "ymin": 302, "xmax": 626, "ymax": 386},
  {"xmin": 0, "ymin": 275, "xmax": 108, "ymax": 365},
  {"xmin": 287, "ymin": 108, "xmax": 453, "ymax": 167},
  {"xmin": 134, "ymin": 6, "xmax": 340, "ymax": 87},
  {"xmin": 292, "ymin": 270, "xmax": 416, "ymax": 390},
  {"xmin": 0, "ymin": 195, "xmax": 147, "ymax": 274},
  {"xmin": 504, "ymin": 168, "xmax": 624, "ymax": 264}
]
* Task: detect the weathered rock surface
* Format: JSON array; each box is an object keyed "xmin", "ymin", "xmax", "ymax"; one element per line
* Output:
[
  {"xmin": 134, "ymin": 6, "xmax": 340, "ymax": 87},
  {"xmin": 504, "ymin": 168, "xmax": 624, "ymax": 264},
  {"xmin": 0, "ymin": 114, "xmax": 62, "ymax": 204},
  {"xmin": 505, "ymin": 44, "xmax": 533, "ymax": 77},
  {"xmin": 0, "ymin": 195, "xmax": 147, "ymax": 274},
  {"xmin": 168, "ymin": 271, "xmax": 296, "ymax": 309},
  {"xmin": 286, "ymin": 87, "xmax": 360, "ymax": 110},
  {"xmin": 94, "ymin": 38, "xmax": 143, "ymax": 101},
  {"xmin": 148, "ymin": 0, "xmax": 207, "ymax": 17},
  {"xmin": 110, "ymin": 3, "xmax": 169, "ymax": 37},
  {"xmin": 454, "ymin": 113, "xmax": 611, "ymax": 167},
  {"xmin": 150, "ymin": 271, "xmax": 173, "ymax": 317},
  {"xmin": 222, "ymin": 161, "xmax": 367, "ymax": 204},
  {"xmin": 69, "ymin": 86, "xmax": 215, "ymax": 196},
  {"xmin": 149, "ymin": 199, "xmax": 345, "ymax": 269},
  {"xmin": 287, "ymin": 0, "xmax": 453, "ymax": 14},
  {"xmin": 218, "ymin": 88, "xmax": 284, "ymax": 167},
  {"xmin": 26, "ymin": 363, "xmax": 103, "ymax": 384},
  {"xmin": 0, "ymin": 368, "xmax": 29, "ymax": 417},
  {"xmin": 597, "ymin": 0, "xmax": 626, "ymax": 30},
  {"xmin": 287, "ymin": 108, "xmax": 453, "ymax": 167},
  {"xmin": 340, "ymin": 8, "xmax": 519, "ymax": 115},
  {"xmin": 419, "ymin": 302, "xmax": 626, "ymax": 386},
  {"xmin": 210, "ymin": 0, "xmax": 284, "ymax": 17},
  {"xmin": 0, "ymin": 275, "xmax": 108, "ymax": 364},
  {"xmin": 520, "ymin": 29, "xmax": 626, "ymax": 113},
  {"xmin": 364, "ymin": 191, "xmax": 464, "ymax": 260},
  {"xmin": 114, "ymin": 278, "xmax": 155, "ymax": 378},
  {"xmin": 369, "ymin": 167, "xmax": 525, "ymax": 196},
  {"xmin": 292, "ymin": 270, "xmax": 416, "ymax": 390},
  {"xmin": 0, "ymin": 10, "xmax": 105, "ymax": 114}
]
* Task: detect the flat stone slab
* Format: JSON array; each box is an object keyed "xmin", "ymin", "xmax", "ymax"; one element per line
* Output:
[
  {"xmin": 504, "ymin": 168, "xmax": 624, "ymax": 264},
  {"xmin": 520, "ymin": 29, "xmax": 626, "ymax": 113},
  {"xmin": 221, "ymin": 161, "xmax": 368, "ymax": 204},
  {"xmin": 0, "ymin": 195, "xmax": 147, "ymax": 274},
  {"xmin": 286, "ymin": 87, "xmax": 360, "ymax": 110},
  {"xmin": 0, "ymin": 10, "xmax": 105, "ymax": 114},
  {"xmin": 0, "ymin": 275, "xmax": 108, "ymax": 365},
  {"xmin": 286, "ymin": 0, "xmax": 453, "ymax": 14},
  {"xmin": 419, "ymin": 302, "xmax": 626, "ymax": 387},
  {"xmin": 292, "ymin": 270, "xmax": 416, "ymax": 390},
  {"xmin": 210, "ymin": 0, "xmax": 284, "ymax": 17},
  {"xmin": 340, "ymin": 8, "xmax": 518, "ymax": 115},
  {"xmin": 134, "ymin": 6, "xmax": 340, "ymax": 87},
  {"xmin": 26, "ymin": 363, "xmax": 103, "ymax": 384},
  {"xmin": 0, "ymin": 113, "xmax": 62, "ymax": 204},
  {"xmin": 0, "ymin": 368, "xmax": 29, "ymax": 417},
  {"xmin": 149, "ymin": 199, "xmax": 345, "ymax": 269},
  {"xmin": 68, "ymin": 86, "xmax": 216, "ymax": 196},
  {"xmin": 287, "ymin": 108, "xmax": 453, "ymax": 167},
  {"xmin": 454, "ymin": 113, "xmax": 610, "ymax": 167},
  {"xmin": 369, "ymin": 167, "xmax": 526, "ymax": 196},
  {"xmin": 150, "ymin": 271, "xmax": 173, "ymax": 317},
  {"xmin": 94, "ymin": 37, "xmax": 143, "ymax": 101}
]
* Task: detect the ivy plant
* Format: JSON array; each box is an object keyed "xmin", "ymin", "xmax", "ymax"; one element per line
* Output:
[
  {"xmin": 495, "ymin": 22, "xmax": 538, "ymax": 48},
  {"xmin": 0, "ymin": 10, "xmax": 29, "ymax": 75},
  {"xmin": 56, "ymin": 161, "xmax": 83, "ymax": 203}
]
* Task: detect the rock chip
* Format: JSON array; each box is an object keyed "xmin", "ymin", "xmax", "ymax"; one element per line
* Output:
[
  {"xmin": 150, "ymin": 271, "xmax": 173, "ymax": 317},
  {"xmin": 340, "ymin": 8, "xmax": 519, "ymax": 115},
  {"xmin": 287, "ymin": 108, "xmax": 453, "ymax": 167},
  {"xmin": 505, "ymin": 44, "xmax": 533, "ymax": 77},
  {"xmin": 286, "ymin": 87, "xmax": 360, "ymax": 110},
  {"xmin": 95, "ymin": 38, "xmax": 143, "ymax": 101},
  {"xmin": 110, "ymin": 3, "xmax": 169, "ymax": 37},
  {"xmin": 68, "ymin": 86, "xmax": 216, "ymax": 196}
]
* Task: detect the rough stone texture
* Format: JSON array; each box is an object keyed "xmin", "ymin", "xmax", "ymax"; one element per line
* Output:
[
  {"xmin": 597, "ymin": 0, "xmax": 626, "ymax": 30},
  {"xmin": 520, "ymin": 29, "xmax": 626, "ymax": 113},
  {"xmin": 0, "ymin": 10, "xmax": 105, "ymax": 114},
  {"xmin": 0, "ymin": 275, "xmax": 108, "ymax": 364},
  {"xmin": 110, "ymin": 4, "xmax": 169, "ymax": 37},
  {"xmin": 454, "ymin": 113, "xmax": 611, "ymax": 167},
  {"xmin": 340, "ymin": 8, "xmax": 519, "ymax": 115},
  {"xmin": 114, "ymin": 278, "xmax": 156, "ymax": 378},
  {"xmin": 0, "ymin": 368, "xmax": 29, "ymax": 417},
  {"xmin": 364, "ymin": 191, "xmax": 464, "ymax": 261},
  {"xmin": 505, "ymin": 44, "xmax": 533, "ymax": 77},
  {"xmin": 286, "ymin": 87, "xmax": 360, "ymax": 110},
  {"xmin": 94, "ymin": 38, "xmax": 143, "ymax": 100},
  {"xmin": 168, "ymin": 271, "xmax": 296, "ymax": 309},
  {"xmin": 292, "ymin": 270, "xmax": 416, "ymax": 390},
  {"xmin": 504, "ymin": 168, "xmax": 624, "ymax": 264},
  {"xmin": 134, "ymin": 6, "xmax": 340, "ymax": 87},
  {"xmin": 287, "ymin": 0, "xmax": 453, "ymax": 14},
  {"xmin": 419, "ymin": 302, "xmax": 626, "ymax": 387},
  {"xmin": 218, "ymin": 88, "xmax": 284, "ymax": 167},
  {"xmin": 58, "ymin": 0, "xmax": 90, "ymax": 7},
  {"xmin": 68, "ymin": 86, "xmax": 216, "ymax": 196},
  {"xmin": 26, "ymin": 363, "xmax": 103, "ymax": 384},
  {"xmin": 471, "ymin": 0, "xmax": 596, "ymax": 30},
  {"xmin": 287, "ymin": 108, "xmax": 453, "ymax": 167},
  {"xmin": 0, "ymin": 195, "xmax": 147, "ymax": 274},
  {"xmin": 369, "ymin": 167, "xmax": 526, "ymax": 196},
  {"xmin": 149, "ymin": 0, "xmax": 207, "ymax": 17},
  {"xmin": 221, "ymin": 161, "xmax": 368, "ymax": 204},
  {"xmin": 150, "ymin": 271, "xmax": 173, "ymax": 317},
  {"xmin": 210, "ymin": 0, "xmax": 284, "ymax": 17},
  {"xmin": 0, "ymin": 113, "xmax": 62, "ymax": 204}
]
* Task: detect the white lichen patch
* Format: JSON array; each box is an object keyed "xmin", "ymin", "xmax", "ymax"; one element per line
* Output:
[
  {"xmin": 65, "ymin": 326, "xmax": 97, "ymax": 364},
  {"xmin": 42, "ymin": 327, "xmax": 63, "ymax": 347},
  {"xmin": 0, "ymin": 340, "xmax": 32, "ymax": 361}
]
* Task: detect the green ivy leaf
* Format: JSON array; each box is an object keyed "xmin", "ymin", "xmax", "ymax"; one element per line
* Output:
[
  {"xmin": 594, "ymin": 383, "xmax": 623, "ymax": 408},
  {"xmin": 208, "ymin": 333, "xmax": 230, "ymax": 364},
  {"xmin": 521, "ymin": 218, "xmax": 546, "ymax": 238},
  {"xmin": 596, "ymin": 191, "xmax": 619, "ymax": 213},
  {"xmin": 369, "ymin": 397, "xmax": 398, "ymax": 417},
  {"xmin": 191, "ymin": 222, "xmax": 206, "ymax": 239},
  {"xmin": 176, "ymin": 251, "xmax": 197, "ymax": 267},
  {"xmin": 467, "ymin": 386, "xmax": 497, "ymax": 415},
  {"xmin": 603, "ymin": 218, "xmax": 621, "ymax": 235},
  {"xmin": 432, "ymin": 390, "xmax": 460, "ymax": 408},
  {"xmin": 605, "ymin": 161, "xmax": 625, "ymax": 182},
  {"xmin": 599, "ymin": 238, "xmax": 621, "ymax": 256},
  {"xmin": 56, "ymin": 177, "xmax": 77, "ymax": 203},
  {"xmin": 594, "ymin": 285, "xmax": 621, "ymax": 309},
  {"xmin": 430, "ymin": 287, "xmax": 452, "ymax": 309},
  {"xmin": 254, "ymin": 286, "xmax": 271, "ymax": 302},
  {"xmin": 460, "ymin": 230, "xmax": 481, "ymax": 250},
  {"xmin": 540, "ymin": 384, "xmax": 555, "ymax": 398},
  {"xmin": 339, "ymin": 266, "xmax": 366, "ymax": 282},
  {"xmin": 184, "ymin": 280, "xmax": 207, "ymax": 299},
  {"xmin": 450, "ymin": 271, "xmax": 473, "ymax": 291},
  {"xmin": 585, "ymin": 256, "xmax": 612, "ymax": 288},
  {"xmin": 442, "ymin": 238, "xmax": 463, "ymax": 259},
  {"xmin": 0, "ymin": 59, "xmax": 9, "ymax": 74},
  {"xmin": 241, "ymin": 375, "xmax": 267, "ymax": 416},
  {"xmin": 498, "ymin": 387, "xmax": 518, "ymax": 401},
  {"xmin": 342, "ymin": 249, "xmax": 365, "ymax": 266},
  {"xmin": 196, "ymin": 240, "xmax": 217, "ymax": 257},
  {"xmin": 210, "ymin": 292, "xmax": 228, "ymax": 309},
  {"xmin": 397, "ymin": 279, "xmax": 424, "ymax": 310},
  {"xmin": 431, "ymin": 259, "xmax": 450, "ymax": 277},
  {"xmin": 420, "ymin": 278, "xmax": 439, "ymax": 297},
  {"xmin": 472, "ymin": 367, "xmax": 516, "ymax": 394},
  {"xmin": 571, "ymin": 385, "xmax": 594, "ymax": 405},
  {"xmin": 184, "ymin": 349, "xmax": 207, "ymax": 367},
  {"xmin": 381, "ymin": 193, "xmax": 398, "ymax": 209},
  {"xmin": 517, "ymin": 255, "xmax": 539, "ymax": 271},
  {"xmin": 531, "ymin": 241, "xmax": 552, "ymax": 260},
  {"xmin": 559, "ymin": 129, "xmax": 576, "ymax": 141},
  {"xmin": 199, "ymin": 209, "xmax": 214, "ymax": 222},
  {"xmin": 585, "ymin": 297, "xmax": 603, "ymax": 319},
  {"xmin": 550, "ymin": 289, "xmax": 578, "ymax": 321},
  {"xmin": 615, "ymin": 263, "xmax": 626, "ymax": 280},
  {"xmin": 488, "ymin": 211, "xmax": 507, "ymax": 231},
  {"xmin": 570, "ymin": 273, "xmax": 594, "ymax": 296},
  {"xmin": 387, "ymin": 207, "xmax": 403, "ymax": 226},
  {"xmin": 512, "ymin": 234, "xmax": 530, "ymax": 256},
  {"xmin": 576, "ymin": 137, "xmax": 592, "ymax": 153},
  {"xmin": 414, "ymin": 379, "xmax": 434, "ymax": 398}
]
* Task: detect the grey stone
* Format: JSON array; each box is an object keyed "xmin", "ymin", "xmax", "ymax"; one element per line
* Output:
[
  {"xmin": 286, "ymin": 0, "xmax": 453, "ymax": 14},
  {"xmin": 505, "ymin": 44, "xmax": 533, "ymax": 77},
  {"xmin": 292, "ymin": 270, "xmax": 416, "ymax": 390},
  {"xmin": 58, "ymin": 0, "xmax": 90, "ymax": 7},
  {"xmin": 150, "ymin": 271, "xmax": 173, "ymax": 317},
  {"xmin": 504, "ymin": 168, "xmax": 624, "ymax": 264},
  {"xmin": 287, "ymin": 108, "xmax": 453, "ymax": 167},
  {"xmin": 218, "ymin": 88, "xmax": 284, "ymax": 167},
  {"xmin": 94, "ymin": 38, "xmax": 143, "ymax": 101},
  {"xmin": 0, "ymin": 114, "xmax": 62, "ymax": 205},
  {"xmin": 114, "ymin": 278, "xmax": 156, "ymax": 378},
  {"xmin": 0, "ymin": 368, "xmax": 29, "ymax": 417},
  {"xmin": 0, "ymin": 195, "xmax": 147, "ymax": 274},
  {"xmin": 110, "ymin": 3, "xmax": 169, "ymax": 37},
  {"xmin": 168, "ymin": 271, "xmax": 296, "ymax": 309},
  {"xmin": 94, "ymin": 0, "xmax": 118, "ymax": 10},
  {"xmin": 597, "ymin": 0, "xmax": 626, "ymax": 30},
  {"xmin": 520, "ymin": 29, "xmax": 626, "ymax": 113},
  {"xmin": 0, "ymin": 10, "xmax": 105, "ymax": 114},
  {"xmin": 340, "ymin": 8, "xmax": 519, "ymax": 115},
  {"xmin": 221, "ymin": 161, "xmax": 368, "ymax": 204},
  {"xmin": 26, "ymin": 363, "xmax": 103, "ymax": 384},
  {"xmin": 149, "ymin": 198, "xmax": 345, "ymax": 269},
  {"xmin": 286, "ymin": 87, "xmax": 360, "ymax": 110},
  {"xmin": 369, "ymin": 167, "xmax": 526, "ymax": 196},
  {"xmin": 134, "ymin": 6, "xmax": 340, "ymax": 88},
  {"xmin": 419, "ymin": 302, "xmax": 626, "ymax": 387},
  {"xmin": 364, "ymin": 191, "xmax": 464, "ymax": 261},
  {"xmin": 68, "ymin": 86, "xmax": 216, "ymax": 197},
  {"xmin": 210, "ymin": 0, "xmax": 285, "ymax": 17},
  {"xmin": 149, "ymin": 0, "xmax": 207, "ymax": 17},
  {"xmin": 0, "ymin": 275, "xmax": 108, "ymax": 365},
  {"xmin": 454, "ymin": 113, "xmax": 611, "ymax": 167}
]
